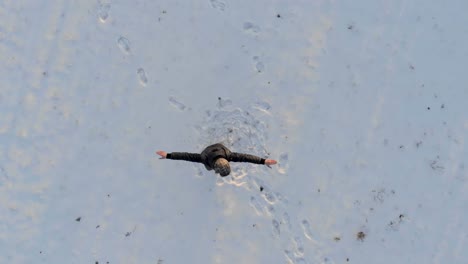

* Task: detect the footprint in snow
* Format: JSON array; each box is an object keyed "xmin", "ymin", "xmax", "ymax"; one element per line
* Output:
[
  {"xmin": 98, "ymin": 3, "xmax": 111, "ymax": 22},
  {"xmin": 210, "ymin": 0, "xmax": 226, "ymax": 11},
  {"xmin": 256, "ymin": 62, "xmax": 265, "ymax": 73},
  {"xmin": 293, "ymin": 236, "xmax": 305, "ymax": 256},
  {"xmin": 284, "ymin": 250, "xmax": 295, "ymax": 264},
  {"xmin": 117, "ymin": 36, "xmax": 131, "ymax": 54},
  {"xmin": 265, "ymin": 204, "xmax": 275, "ymax": 216},
  {"xmin": 262, "ymin": 190, "xmax": 277, "ymax": 204},
  {"xmin": 137, "ymin": 68, "xmax": 148, "ymax": 86},
  {"xmin": 252, "ymin": 56, "xmax": 265, "ymax": 73},
  {"xmin": 282, "ymin": 212, "xmax": 292, "ymax": 231},
  {"xmin": 169, "ymin": 97, "xmax": 186, "ymax": 111},
  {"xmin": 253, "ymin": 100, "xmax": 271, "ymax": 113},
  {"xmin": 301, "ymin": 219, "xmax": 314, "ymax": 241},
  {"xmin": 243, "ymin": 22, "xmax": 260, "ymax": 34},
  {"xmin": 272, "ymin": 219, "xmax": 280, "ymax": 237},
  {"xmin": 285, "ymin": 250, "xmax": 309, "ymax": 264}
]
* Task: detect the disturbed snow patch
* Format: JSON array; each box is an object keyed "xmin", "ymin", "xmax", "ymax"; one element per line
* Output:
[{"xmin": 194, "ymin": 98, "xmax": 325, "ymax": 263}]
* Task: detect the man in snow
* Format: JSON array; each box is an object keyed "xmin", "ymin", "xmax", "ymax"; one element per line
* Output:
[{"xmin": 156, "ymin": 143, "xmax": 277, "ymax": 177}]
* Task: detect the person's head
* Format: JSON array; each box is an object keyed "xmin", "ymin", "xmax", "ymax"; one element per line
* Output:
[{"xmin": 214, "ymin": 158, "xmax": 231, "ymax": 177}]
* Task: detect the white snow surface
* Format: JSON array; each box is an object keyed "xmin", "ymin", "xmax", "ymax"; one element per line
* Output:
[{"xmin": 1, "ymin": 0, "xmax": 467, "ymax": 263}]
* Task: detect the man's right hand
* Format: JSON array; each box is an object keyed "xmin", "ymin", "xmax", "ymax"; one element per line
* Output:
[
  {"xmin": 265, "ymin": 159, "xmax": 277, "ymax": 165},
  {"xmin": 156, "ymin": 151, "xmax": 167, "ymax": 159}
]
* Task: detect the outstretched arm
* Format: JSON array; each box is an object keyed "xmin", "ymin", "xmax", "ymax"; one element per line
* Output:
[
  {"xmin": 229, "ymin": 152, "xmax": 277, "ymax": 166},
  {"xmin": 156, "ymin": 150, "xmax": 202, "ymax": 163}
]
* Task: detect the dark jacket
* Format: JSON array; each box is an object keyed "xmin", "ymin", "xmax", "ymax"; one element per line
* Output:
[{"xmin": 166, "ymin": 143, "xmax": 266, "ymax": 170}]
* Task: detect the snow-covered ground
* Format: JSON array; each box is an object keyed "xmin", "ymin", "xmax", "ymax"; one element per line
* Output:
[{"xmin": 1, "ymin": 0, "xmax": 467, "ymax": 263}]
